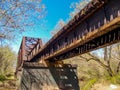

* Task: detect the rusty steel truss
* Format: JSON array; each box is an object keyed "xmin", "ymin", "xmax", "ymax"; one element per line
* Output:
[
  {"xmin": 16, "ymin": 0, "xmax": 120, "ymax": 70},
  {"xmin": 16, "ymin": 37, "xmax": 42, "ymax": 72}
]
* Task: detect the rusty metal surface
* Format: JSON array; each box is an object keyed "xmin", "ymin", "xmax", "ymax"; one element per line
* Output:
[
  {"xmin": 17, "ymin": 0, "xmax": 120, "ymax": 68},
  {"xmin": 38, "ymin": 0, "xmax": 106, "ymax": 52},
  {"xmin": 28, "ymin": 0, "xmax": 107, "ymax": 61},
  {"xmin": 50, "ymin": 27, "xmax": 120, "ymax": 61},
  {"xmin": 29, "ymin": 0, "xmax": 120, "ymax": 61},
  {"xmin": 16, "ymin": 37, "xmax": 43, "ymax": 72}
]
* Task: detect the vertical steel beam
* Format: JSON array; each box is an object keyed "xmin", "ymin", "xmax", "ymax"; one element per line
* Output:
[{"xmin": 22, "ymin": 37, "xmax": 26, "ymax": 61}]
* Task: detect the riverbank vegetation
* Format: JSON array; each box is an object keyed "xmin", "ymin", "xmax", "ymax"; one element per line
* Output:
[{"xmin": 64, "ymin": 43, "xmax": 120, "ymax": 90}]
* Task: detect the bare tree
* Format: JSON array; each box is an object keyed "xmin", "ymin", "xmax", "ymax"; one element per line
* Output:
[
  {"xmin": 0, "ymin": 0, "xmax": 46, "ymax": 40},
  {"xmin": 111, "ymin": 43, "xmax": 120, "ymax": 73},
  {"xmin": 78, "ymin": 43, "xmax": 120, "ymax": 77}
]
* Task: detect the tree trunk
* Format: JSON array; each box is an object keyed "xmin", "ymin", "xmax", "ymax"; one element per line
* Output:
[
  {"xmin": 106, "ymin": 66, "xmax": 114, "ymax": 76},
  {"xmin": 103, "ymin": 47, "xmax": 114, "ymax": 76},
  {"xmin": 117, "ymin": 62, "xmax": 120, "ymax": 73}
]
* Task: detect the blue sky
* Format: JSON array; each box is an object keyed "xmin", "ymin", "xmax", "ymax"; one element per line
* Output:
[{"xmin": 12, "ymin": 0, "xmax": 79, "ymax": 53}]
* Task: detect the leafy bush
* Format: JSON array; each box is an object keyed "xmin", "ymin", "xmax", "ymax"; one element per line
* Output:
[{"xmin": 0, "ymin": 75, "xmax": 6, "ymax": 82}]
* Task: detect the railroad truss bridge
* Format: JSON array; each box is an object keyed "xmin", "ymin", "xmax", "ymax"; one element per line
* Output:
[{"xmin": 15, "ymin": 0, "xmax": 120, "ymax": 90}]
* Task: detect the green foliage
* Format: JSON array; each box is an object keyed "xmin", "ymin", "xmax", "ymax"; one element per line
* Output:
[
  {"xmin": 0, "ymin": 46, "xmax": 16, "ymax": 75},
  {"xmin": 0, "ymin": 75, "xmax": 6, "ymax": 82},
  {"xmin": 82, "ymin": 78, "xmax": 97, "ymax": 90},
  {"xmin": 106, "ymin": 73, "xmax": 120, "ymax": 84}
]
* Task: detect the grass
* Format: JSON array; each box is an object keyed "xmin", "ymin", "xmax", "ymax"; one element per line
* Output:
[
  {"xmin": 106, "ymin": 73, "xmax": 120, "ymax": 84},
  {"xmin": 81, "ymin": 78, "xmax": 98, "ymax": 90}
]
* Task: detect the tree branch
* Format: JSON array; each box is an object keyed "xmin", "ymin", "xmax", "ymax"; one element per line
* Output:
[{"xmin": 79, "ymin": 53, "xmax": 108, "ymax": 69}]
